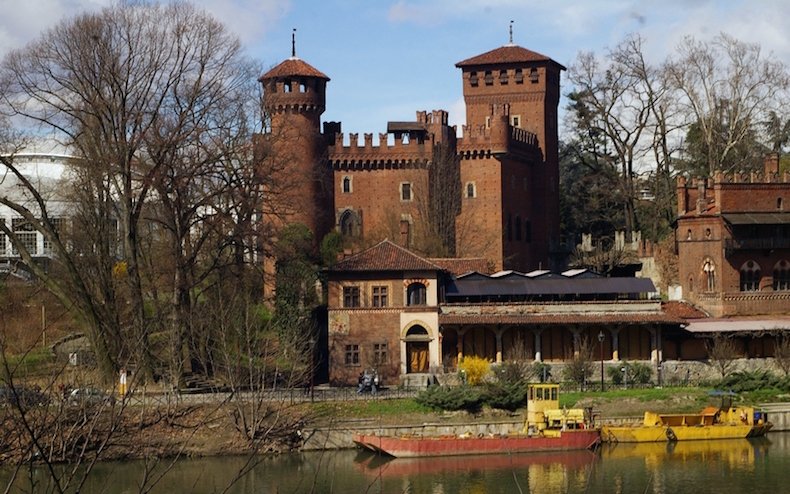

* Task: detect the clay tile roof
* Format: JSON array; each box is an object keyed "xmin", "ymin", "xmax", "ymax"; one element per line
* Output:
[
  {"xmin": 439, "ymin": 313, "xmax": 682, "ymax": 326},
  {"xmin": 429, "ymin": 258, "xmax": 491, "ymax": 277},
  {"xmin": 328, "ymin": 240, "xmax": 443, "ymax": 272},
  {"xmin": 456, "ymin": 45, "xmax": 565, "ymax": 70},
  {"xmin": 661, "ymin": 301, "xmax": 709, "ymax": 320},
  {"xmin": 259, "ymin": 58, "xmax": 329, "ymax": 82}
]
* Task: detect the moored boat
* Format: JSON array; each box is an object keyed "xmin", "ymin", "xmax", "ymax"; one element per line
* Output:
[
  {"xmin": 602, "ymin": 391, "xmax": 772, "ymax": 443},
  {"xmin": 352, "ymin": 383, "xmax": 601, "ymax": 458}
]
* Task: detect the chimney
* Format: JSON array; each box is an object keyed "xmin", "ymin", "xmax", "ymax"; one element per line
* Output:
[
  {"xmin": 765, "ymin": 153, "xmax": 779, "ymax": 176},
  {"xmin": 696, "ymin": 180, "xmax": 706, "ymax": 215}
]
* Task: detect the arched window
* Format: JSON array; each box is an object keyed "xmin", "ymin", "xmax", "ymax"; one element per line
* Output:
[
  {"xmin": 342, "ymin": 176, "xmax": 352, "ymax": 194},
  {"xmin": 407, "ymin": 282, "xmax": 427, "ymax": 306},
  {"xmin": 703, "ymin": 259, "xmax": 716, "ymax": 292},
  {"xmin": 687, "ymin": 275, "xmax": 694, "ymax": 295},
  {"xmin": 339, "ymin": 209, "xmax": 361, "ymax": 237},
  {"xmin": 774, "ymin": 260, "xmax": 790, "ymax": 291},
  {"xmin": 465, "ymin": 182, "xmax": 476, "ymax": 198},
  {"xmin": 740, "ymin": 260, "xmax": 761, "ymax": 292}
]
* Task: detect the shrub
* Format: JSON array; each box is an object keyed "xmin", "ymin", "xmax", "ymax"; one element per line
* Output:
[
  {"xmin": 415, "ymin": 385, "xmax": 484, "ymax": 413},
  {"xmin": 458, "ymin": 356, "xmax": 491, "ymax": 386},
  {"xmin": 484, "ymin": 380, "xmax": 528, "ymax": 411},
  {"xmin": 607, "ymin": 365, "xmax": 623, "ymax": 384},
  {"xmin": 606, "ymin": 362, "xmax": 653, "ymax": 385}
]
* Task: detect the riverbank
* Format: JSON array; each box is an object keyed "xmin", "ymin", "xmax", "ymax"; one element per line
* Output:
[{"xmin": 3, "ymin": 387, "xmax": 787, "ymax": 463}]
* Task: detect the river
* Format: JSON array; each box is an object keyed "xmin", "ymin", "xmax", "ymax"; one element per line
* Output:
[{"xmin": 3, "ymin": 434, "xmax": 788, "ymax": 493}]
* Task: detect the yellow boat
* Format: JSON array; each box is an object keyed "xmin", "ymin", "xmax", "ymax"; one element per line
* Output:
[{"xmin": 602, "ymin": 391, "xmax": 772, "ymax": 443}]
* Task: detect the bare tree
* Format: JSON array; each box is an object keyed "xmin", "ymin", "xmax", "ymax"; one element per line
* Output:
[
  {"xmin": 567, "ymin": 35, "xmax": 656, "ymax": 241},
  {"xmin": 0, "ymin": 2, "xmax": 265, "ymax": 382},
  {"xmin": 773, "ymin": 330, "xmax": 790, "ymax": 376},
  {"xmin": 668, "ymin": 33, "xmax": 789, "ymax": 175},
  {"xmin": 705, "ymin": 334, "xmax": 739, "ymax": 378}
]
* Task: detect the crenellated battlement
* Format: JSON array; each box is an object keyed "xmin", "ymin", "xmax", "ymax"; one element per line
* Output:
[{"xmin": 676, "ymin": 154, "xmax": 790, "ymax": 216}]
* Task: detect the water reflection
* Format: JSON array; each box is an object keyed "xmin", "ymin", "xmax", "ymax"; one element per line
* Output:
[{"xmin": 2, "ymin": 435, "xmax": 787, "ymax": 493}]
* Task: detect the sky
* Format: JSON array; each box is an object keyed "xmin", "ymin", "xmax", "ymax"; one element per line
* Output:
[{"xmin": 2, "ymin": 0, "xmax": 790, "ymax": 140}]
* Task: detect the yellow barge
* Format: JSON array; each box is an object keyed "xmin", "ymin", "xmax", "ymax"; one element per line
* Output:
[{"xmin": 602, "ymin": 392, "xmax": 771, "ymax": 443}]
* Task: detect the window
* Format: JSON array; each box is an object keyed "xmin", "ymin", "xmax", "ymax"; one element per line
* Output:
[
  {"xmin": 515, "ymin": 68, "xmax": 524, "ymax": 84},
  {"xmin": 774, "ymin": 260, "xmax": 790, "ymax": 291},
  {"xmin": 740, "ymin": 261, "xmax": 761, "ymax": 292},
  {"xmin": 342, "ymin": 176, "xmax": 352, "ymax": 194},
  {"xmin": 339, "ymin": 209, "xmax": 361, "ymax": 237},
  {"xmin": 687, "ymin": 275, "xmax": 694, "ymax": 295},
  {"xmin": 529, "ymin": 68, "xmax": 539, "ymax": 83},
  {"xmin": 510, "ymin": 115, "xmax": 521, "ymax": 128},
  {"xmin": 465, "ymin": 182, "xmax": 476, "ymax": 198},
  {"xmin": 401, "ymin": 182, "xmax": 412, "ymax": 201},
  {"xmin": 407, "ymin": 282, "xmax": 427, "ymax": 306},
  {"xmin": 499, "ymin": 69, "xmax": 508, "ymax": 84},
  {"xmin": 372, "ymin": 286, "xmax": 388, "ymax": 307},
  {"xmin": 484, "ymin": 71, "xmax": 493, "ymax": 85},
  {"xmin": 343, "ymin": 286, "xmax": 360, "ymax": 307},
  {"xmin": 703, "ymin": 259, "xmax": 716, "ymax": 292},
  {"xmin": 705, "ymin": 228, "xmax": 711, "ymax": 239},
  {"xmin": 469, "ymin": 71, "xmax": 478, "ymax": 86},
  {"xmin": 11, "ymin": 218, "xmax": 37, "ymax": 255},
  {"xmin": 779, "ymin": 197, "xmax": 783, "ymax": 210},
  {"xmin": 485, "ymin": 116, "xmax": 490, "ymax": 129},
  {"xmin": 345, "ymin": 344, "xmax": 360, "ymax": 365},
  {"xmin": 687, "ymin": 229, "xmax": 692, "ymax": 240},
  {"xmin": 42, "ymin": 217, "xmax": 63, "ymax": 255},
  {"xmin": 373, "ymin": 343, "xmax": 388, "ymax": 365}
]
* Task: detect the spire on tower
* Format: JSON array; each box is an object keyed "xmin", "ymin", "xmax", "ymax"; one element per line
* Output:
[
  {"xmin": 291, "ymin": 28, "xmax": 296, "ymax": 58},
  {"xmin": 509, "ymin": 20, "xmax": 514, "ymax": 45}
]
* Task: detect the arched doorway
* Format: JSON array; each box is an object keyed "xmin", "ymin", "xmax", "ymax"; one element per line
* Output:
[{"xmin": 406, "ymin": 325, "xmax": 431, "ymax": 373}]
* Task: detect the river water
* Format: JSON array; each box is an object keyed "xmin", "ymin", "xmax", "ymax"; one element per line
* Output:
[{"xmin": 4, "ymin": 434, "xmax": 788, "ymax": 493}]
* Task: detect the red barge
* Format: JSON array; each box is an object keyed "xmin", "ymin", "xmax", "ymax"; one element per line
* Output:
[{"xmin": 353, "ymin": 383, "xmax": 601, "ymax": 458}]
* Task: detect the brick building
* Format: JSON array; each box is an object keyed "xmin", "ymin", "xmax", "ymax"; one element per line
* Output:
[
  {"xmin": 325, "ymin": 239, "xmax": 684, "ymax": 387},
  {"xmin": 259, "ymin": 42, "xmax": 565, "ymax": 272},
  {"xmin": 676, "ymin": 154, "xmax": 790, "ymax": 318}
]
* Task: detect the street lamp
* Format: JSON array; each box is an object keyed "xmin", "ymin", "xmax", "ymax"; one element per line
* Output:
[{"xmin": 598, "ymin": 330, "xmax": 605, "ymax": 392}]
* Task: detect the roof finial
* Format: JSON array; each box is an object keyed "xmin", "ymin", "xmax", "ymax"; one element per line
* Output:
[
  {"xmin": 291, "ymin": 28, "xmax": 296, "ymax": 58},
  {"xmin": 509, "ymin": 20, "xmax": 514, "ymax": 45}
]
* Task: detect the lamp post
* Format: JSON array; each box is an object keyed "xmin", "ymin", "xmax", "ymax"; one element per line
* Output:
[{"xmin": 598, "ymin": 330, "xmax": 605, "ymax": 392}]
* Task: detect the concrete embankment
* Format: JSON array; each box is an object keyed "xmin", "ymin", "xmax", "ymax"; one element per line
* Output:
[{"xmin": 301, "ymin": 405, "xmax": 790, "ymax": 451}]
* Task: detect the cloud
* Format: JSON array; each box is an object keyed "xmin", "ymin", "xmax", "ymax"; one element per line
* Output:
[
  {"xmin": 387, "ymin": 1, "xmax": 437, "ymax": 25},
  {"xmin": 0, "ymin": 0, "xmax": 108, "ymax": 57},
  {"xmin": 193, "ymin": 0, "xmax": 289, "ymax": 46}
]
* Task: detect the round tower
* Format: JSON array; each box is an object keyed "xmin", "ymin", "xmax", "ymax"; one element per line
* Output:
[{"xmin": 258, "ymin": 46, "xmax": 333, "ymax": 241}]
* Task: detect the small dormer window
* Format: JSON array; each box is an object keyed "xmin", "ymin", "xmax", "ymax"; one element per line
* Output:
[
  {"xmin": 529, "ymin": 68, "xmax": 539, "ymax": 83},
  {"xmin": 469, "ymin": 71, "xmax": 478, "ymax": 86},
  {"xmin": 499, "ymin": 70, "xmax": 508, "ymax": 84},
  {"xmin": 515, "ymin": 68, "xmax": 524, "ymax": 84},
  {"xmin": 484, "ymin": 71, "xmax": 493, "ymax": 85}
]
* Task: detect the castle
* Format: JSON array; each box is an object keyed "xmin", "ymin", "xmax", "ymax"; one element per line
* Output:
[{"xmin": 258, "ymin": 41, "xmax": 565, "ymax": 272}]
